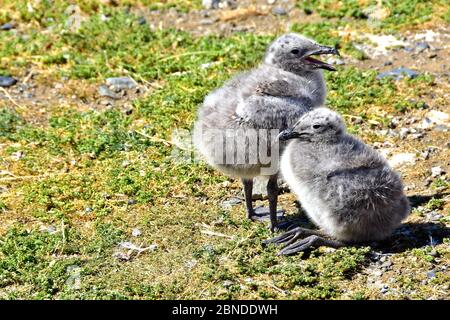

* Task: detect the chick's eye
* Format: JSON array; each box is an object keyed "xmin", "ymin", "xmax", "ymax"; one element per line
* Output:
[
  {"xmin": 312, "ymin": 124, "xmax": 322, "ymax": 129},
  {"xmin": 291, "ymin": 49, "xmax": 300, "ymax": 55}
]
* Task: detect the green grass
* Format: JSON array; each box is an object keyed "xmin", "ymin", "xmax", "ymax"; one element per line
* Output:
[
  {"xmin": 0, "ymin": 1, "xmax": 449, "ymax": 300},
  {"xmin": 296, "ymin": 0, "xmax": 447, "ymax": 33}
]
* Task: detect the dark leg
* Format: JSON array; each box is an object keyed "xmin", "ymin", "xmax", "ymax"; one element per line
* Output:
[
  {"xmin": 242, "ymin": 178, "xmax": 254, "ymax": 219},
  {"xmin": 278, "ymin": 235, "xmax": 345, "ymax": 256},
  {"xmin": 267, "ymin": 174, "xmax": 279, "ymax": 232}
]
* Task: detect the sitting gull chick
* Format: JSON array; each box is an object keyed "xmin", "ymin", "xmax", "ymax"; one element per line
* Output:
[
  {"xmin": 193, "ymin": 34, "xmax": 340, "ymax": 231},
  {"xmin": 264, "ymin": 107, "xmax": 410, "ymax": 254}
]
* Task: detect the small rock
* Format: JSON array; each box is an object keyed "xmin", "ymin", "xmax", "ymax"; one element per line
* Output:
[
  {"xmin": 431, "ymin": 166, "xmax": 444, "ymax": 177},
  {"xmin": 383, "ymin": 61, "xmax": 393, "ymax": 66},
  {"xmin": 84, "ymin": 207, "xmax": 93, "ymax": 213},
  {"xmin": 426, "ymin": 211, "xmax": 443, "ymax": 221},
  {"xmin": 0, "ymin": 22, "xmax": 14, "ymax": 31},
  {"xmin": 267, "ymin": 0, "xmax": 276, "ymax": 4},
  {"xmin": 0, "ymin": 76, "xmax": 17, "ymax": 87},
  {"xmin": 410, "ymin": 133, "xmax": 424, "ymax": 140},
  {"xmin": 420, "ymin": 147, "xmax": 436, "ymax": 160},
  {"xmin": 426, "ymin": 270, "xmax": 436, "ymax": 279},
  {"xmin": 11, "ymin": 151, "xmax": 25, "ymax": 161},
  {"xmin": 377, "ymin": 67, "xmax": 419, "ymax": 80},
  {"xmin": 137, "ymin": 17, "xmax": 146, "ymax": 25},
  {"xmin": 222, "ymin": 280, "xmax": 234, "ymax": 288},
  {"xmin": 132, "ymin": 228, "xmax": 142, "ymax": 237},
  {"xmin": 389, "ymin": 117, "xmax": 400, "ymax": 128},
  {"xmin": 428, "ymin": 53, "xmax": 437, "ymax": 59},
  {"xmin": 399, "ymin": 127, "xmax": 410, "ymax": 139},
  {"xmin": 272, "ymin": 7, "xmax": 287, "ymax": 15},
  {"xmin": 380, "ymin": 261, "xmax": 393, "ymax": 269},
  {"xmin": 105, "ymin": 77, "xmax": 137, "ymax": 89},
  {"xmin": 415, "ymin": 42, "xmax": 430, "ymax": 53},
  {"xmin": 380, "ymin": 285, "xmax": 390, "ymax": 294},
  {"xmin": 200, "ymin": 18, "xmax": 218, "ymax": 25},
  {"xmin": 121, "ymin": 160, "xmax": 131, "ymax": 168},
  {"xmin": 127, "ymin": 199, "xmax": 137, "ymax": 205},
  {"xmin": 45, "ymin": 225, "xmax": 57, "ymax": 234},
  {"xmin": 427, "ymin": 110, "xmax": 449, "ymax": 126},
  {"xmin": 429, "ymin": 250, "xmax": 439, "ymax": 257},
  {"xmin": 98, "ymin": 85, "xmax": 120, "ymax": 99},
  {"xmin": 433, "ymin": 124, "xmax": 449, "ymax": 132},
  {"xmin": 202, "ymin": 0, "xmax": 221, "ymax": 9},
  {"xmin": 418, "ymin": 117, "xmax": 433, "ymax": 129},
  {"xmin": 185, "ymin": 259, "xmax": 198, "ymax": 269}
]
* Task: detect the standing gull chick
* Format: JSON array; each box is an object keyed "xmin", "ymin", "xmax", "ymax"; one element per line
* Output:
[
  {"xmin": 193, "ymin": 34, "xmax": 340, "ymax": 231},
  {"xmin": 264, "ymin": 107, "xmax": 410, "ymax": 254}
]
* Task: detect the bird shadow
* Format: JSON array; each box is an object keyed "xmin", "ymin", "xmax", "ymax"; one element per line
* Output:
[
  {"xmin": 280, "ymin": 193, "xmax": 449, "ymax": 254},
  {"xmin": 372, "ymin": 193, "xmax": 449, "ymax": 254}
]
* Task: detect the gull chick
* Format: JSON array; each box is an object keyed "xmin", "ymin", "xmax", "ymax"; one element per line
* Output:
[
  {"xmin": 264, "ymin": 107, "xmax": 410, "ymax": 254},
  {"xmin": 193, "ymin": 34, "xmax": 340, "ymax": 231}
]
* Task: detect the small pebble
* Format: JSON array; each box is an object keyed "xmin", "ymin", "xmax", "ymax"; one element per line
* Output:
[
  {"xmin": 202, "ymin": 0, "xmax": 221, "ymax": 9},
  {"xmin": 132, "ymin": 228, "xmax": 142, "ymax": 237},
  {"xmin": 272, "ymin": 7, "xmax": 287, "ymax": 15},
  {"xmin": 200, "ymin": 18, "xmax": 218, "ymax": 25},
  {"xmin": 11, "ymin": 151, "xmax": 25, "ymax": 161},
  {"xmin": 426, "ymin": 270, "xmax": 436, "ymax": 279},
  {"xmin": 377, "ymin": 67, "xmax": 419, "ymax": 80},
  {"xmin": 0, "ymin": 22, "xmax": 14, "ymax": 31},
  {"xmin": 380, "ymin": 286, "xmax": 389, "ymax": 294},
  {"xmin": 399, "ymin": 127, "xmax": 410, "ymax": 139},
  {"xmin": 222, "ymin": 280, "xmax": 234, "ymax": 288},
  {"xmin": 46, "ymin": 226, "xmax": 57, "ymax": 234},
  {"xmin": 415, "ymin": 42, "xmax": 430, "ymax": 53},
  {"xmin": 127, "ymin": 199, "xmax": 137, "ymax": 205},
  {"xmin": 431, "ymin": 166, "xmax": 444, "ymax": 177},
  {"xmin": 137, "ymin": 17, "xmax": 146, "ymax": 25},
  {"xmin": 0, "ymin": 76, "xmax": 17, "ymax": 87},
  {"xmin": 105, "ymin": 77, "xmax": 137, "ymax": 89},
  {"xmin": 84, "ymin": 207, "xmax": 93, "ymax": 213},
  {"xmin": 98, "ymin": 85, "xmax": 120, "ymax": 99},
  {"xmin": 426, "ymin": 211, "xmax": 443, "ymax": 221},
  {"xmin": 433, "ymin": 124, "xmax": 449, "ymax": 132}
]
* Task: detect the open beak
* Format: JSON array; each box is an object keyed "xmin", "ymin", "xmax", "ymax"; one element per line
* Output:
[{"xmin": 303, "ymin": 45, "xmax": 340, "ymax": 71}]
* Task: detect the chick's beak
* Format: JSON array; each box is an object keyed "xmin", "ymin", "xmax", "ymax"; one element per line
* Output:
[
  {"xmin": 303, "ymin": 45, "xmax": 340, "ymax": 71},
  {"xmin": 311, "ymin": 45, "xmax": 341, "ymax": 57},
  {"xmin": 278, "ymin": 128, "xmax": 300, "ymax": 141}
]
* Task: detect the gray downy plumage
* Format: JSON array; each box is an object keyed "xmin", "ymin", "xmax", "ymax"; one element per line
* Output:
[
  {"xmin": 264, "ymin": 107, "xmax": 411, "ymax": 254},
  {"xmin": 193, "ymin": 33, "xmax": 340, "ymax": 230}
]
